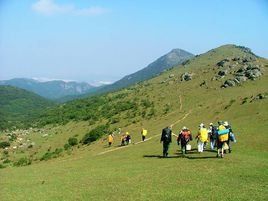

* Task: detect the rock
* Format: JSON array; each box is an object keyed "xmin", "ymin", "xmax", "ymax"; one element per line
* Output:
[
  {"xmin": 218, "ymin": 70, "xmax": 228, "ymax": 76},
  {"xmin": 245, "ymin": 69, "xmax": 262, "ymax": 80},
  {"xmin": 252, "ymin": 93, "xmax": 267, "ymax": 102},
  {"xmin": 235, "ymin": 76, "xmax": 247, "ymax": 82},
  {"xmin": 181, "ymin": 72, "xmax": 192, "ymax": 81},
  {"xmin": 233, "ymin": 78, "xmax": 240, "ymax": 84},
  {"xmin": 232, "ymin": 57, "xmax": 241, "ymax": 61},
  {"xmin": 223, "ymin": 79, "xmax": 236, "ymax": 87},
  {"xmin": 169, "ymin": 74, "xmax": 175, "ymax": 78},
  {"xmin": 236, "ymin": 66, "xmax": 247, "ymax": 73},
  {"xmin": 200, "ymin": 80, "xmax": 206, "ymax": 87},
  {"xmin": 217, "ymin": 59, "xmax": 230, "ymax": 67}
]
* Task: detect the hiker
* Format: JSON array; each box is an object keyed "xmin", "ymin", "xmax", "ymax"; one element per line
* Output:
[
  {"xmin": 121, "ymin": 134, "xmax": 126, "ymax": 146},
  {"xmin": 223, "ymin": 121, "xmax": 233, "ymax": 153},
  {"xmin": 125, "ymin": 132, "xmax": 131, "ymax": 145},
  {"xmin": 217, "ymin": 121, "xmax": 229, "ymax": 158},
  {"xmin": 141, "ymin": 128, "xmax": 148, "ymax": 141},
  {"xmin": 160, "ymin": 126, "xmax": 172, "ymax": 157},
  {"xmin": 196, "ymin": 123, "xmax": 208, "ymax": 153},
  {"xmin": 208, "ymin": 123, "xmax": 217, "ymax": 150},
  {"xmin": 108, "ymin": 133, "xmax": 114, "ymax": 147},
  {"xmin": 177, "ymin": 126, "xmax": 192, "ymax": 154}
]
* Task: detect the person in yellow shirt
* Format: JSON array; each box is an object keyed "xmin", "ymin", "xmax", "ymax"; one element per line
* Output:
[
  {"xmin": 217, "ymin": 121, "xmax": 229, "ymax": 158},
  {"xmin": 108, "ymin": 133, "xmax": 114, "ymax": 147},
  {"xmin": 195, "ymin": 123, "xmax": 208, "ymax": 153},
  {"xmin": 141, "ymin": 128, "xmax": 148, "ymax": 141}
]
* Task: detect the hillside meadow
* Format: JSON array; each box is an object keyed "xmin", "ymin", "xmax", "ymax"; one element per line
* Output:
[{"xmin": 1, "ymin": 45, "xmax": 268, "ymax": 200}]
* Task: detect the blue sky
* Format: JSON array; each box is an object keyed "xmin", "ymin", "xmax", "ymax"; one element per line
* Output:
[{"xmin": 0, "ymin": 0, "xmax": 267, "ymax": 84}]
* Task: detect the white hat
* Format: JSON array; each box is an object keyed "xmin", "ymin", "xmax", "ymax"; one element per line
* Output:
[
  {"xmin": 182, "ymin": 126, "xmax": 187, "ymax": 130},
  {"xmin": 223, "ymin": 121, "xmax": 229, "ymax": 126},
  {"xmin": 199, "ymin": 123, "xmax": 204, "ymax": 128}
]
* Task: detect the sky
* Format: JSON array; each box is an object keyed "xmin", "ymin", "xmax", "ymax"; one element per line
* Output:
[{"xmin": 0, "ymin": 0, "xmax": 267, "ymax": 85}]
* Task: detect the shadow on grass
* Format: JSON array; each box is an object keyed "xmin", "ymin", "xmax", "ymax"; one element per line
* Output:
[
  {"xmin": 143, "ymin": 152, "xmax": 218, "ymax": 159},
  {"xmin": 143, "ymin": 155, "xmax": 185, "ymax": 159},
  {"xmin": 185, "ymin": 155, "xmax": 217, "ymax": 159}
]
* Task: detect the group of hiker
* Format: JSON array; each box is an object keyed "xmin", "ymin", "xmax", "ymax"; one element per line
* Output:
[
  {"xmin": 107, "ymin": 121, "xmax": 236, "ymax": 158},
  {"xmin": 161, "ymin": 121, "xmax": 236, "ymax": 158},
  {"xmin": 107, "ymin": 128, "xmax": 148, "ymax": 147}
]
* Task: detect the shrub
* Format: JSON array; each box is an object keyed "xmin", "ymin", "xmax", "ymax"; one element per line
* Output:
[
  {"xmin": 13, "ymin": 157, "xmax": 31, "ymax": 167},
  {"xmin": 0, "ymin": 164, "xmax": 6, "ymax": 169},
  {"xmin": 64, "ymin": 143, "xmax": 71, "ymax": 150},
  {"xmin": 40, "ymin": 148, "xmax": 63, "ymax": 161},
  {"xmin": 54, "ymin": 148, "xmax": 63, "ymax": 156},
  {"xmin": 68, "ymin": 137, "xmax": 78, "ymax": 146},
  {"xmin": 0, "ymin": 141, "xmax": 10, "ymax": 149},
  {"xmin": 3, "ymin": 159, "xmax": 11, "ymax": 164},
  {"xmin": 40, "ymin": 152, "xmax": 53, "ymax": 161},
  {"xmin": 81, "ymin": 124, "xmax": 110, "ymax": 145}
]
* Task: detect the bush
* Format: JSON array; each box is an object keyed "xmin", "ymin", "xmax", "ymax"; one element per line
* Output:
[
  {"xmin": 68, "ymin": 137, "xmax": 78, "ymax": 146},
  {"xmin": 3, "ymin": 159, "xmax": 11, "ymax": 164},
  {"xmin": 40, "ymin": 148, "xmax": 63, "ymax": 161},
  {"xmin": 0, "ymin": 141, "xmax": 10, "ymax": 149},
  {"xmin": 13, "ymin": 157, "xmax": 31, "ymax": 167},
  {"xmin": 64, "ymin": 143, "xmax": 71, "ymax": 150},
  {"xmin": 54, "ymin": 148, "xmax": 63, "ymax": 156},
  {"xmin": 81, "ymin": 124, "xmax": 110, "ymax": 145},
  {"xmin": 0, "ymin": 164, "xmax": 6, "ymax": 169},
  {"xmin": 40, "ymin": 152, "xmax": 53, "ymax": 161}
]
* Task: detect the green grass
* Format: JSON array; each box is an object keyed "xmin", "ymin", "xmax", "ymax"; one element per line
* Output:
[{"xmin": 1, "ymin": 45, "xmax": 268, "ymax": 200}]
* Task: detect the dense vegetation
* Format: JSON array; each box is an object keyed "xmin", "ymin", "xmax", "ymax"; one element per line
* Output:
[
  {"xmin": 37, "ymin": 89, "xmax": 156, "ymax": 127},
  {"xmin": 0, "ymin": 86, "xmax": 54, "ymax": 130}
]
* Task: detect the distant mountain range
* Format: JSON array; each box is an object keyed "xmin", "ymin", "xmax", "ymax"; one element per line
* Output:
[
  {"xmin": 0, "ymin": 78, "xmax": 95, "ymax": 100},
  {"xmin": 90, "ymin": 48, "xmax": 194, "ymax": 95},
  {"xmin": 0, "ymin": 48, "xmax": 194, "ymax": 100}
]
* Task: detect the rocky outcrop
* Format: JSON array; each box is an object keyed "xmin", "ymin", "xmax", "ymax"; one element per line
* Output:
[
  {"xmin": 181, "ymin": 72, "xmax": 193, "ymax": 81},
  {"xmin": 217, "ymin": 55, "xmax": 263, "ymax": 88}
]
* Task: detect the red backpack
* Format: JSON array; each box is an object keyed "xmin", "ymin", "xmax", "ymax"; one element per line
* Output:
[{"xmin": 181, "ymin": 130, "xmax": 190, "ymax": 139}]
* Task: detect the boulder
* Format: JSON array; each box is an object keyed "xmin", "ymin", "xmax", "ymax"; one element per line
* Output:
[
  {"xmin": 181, "ymin": 72, "xmax": 192, "ymax": 81},
  {"xmin": 217, "ymin": 58, "xmax": 230, "ymax": 67},
  {"xmin": 245, "ymin": 69, "xmax": 262, "ymax": 80},
  {"xmin": 169, "ymin": 74, "xmax": 175, "ymax": 78},
  {"xmin": 232, "ymin": 57, "xmax": 241, "ymax": 61},
  {"xmin": 235, "ymin": 76, "xmax": 247, "ymax": 82},
  {"xmin": 236, "ymin": 66, "xmax": 247, "ymax": 73},
  {"xmin": 223, "ymin": 79, "xmax": 236, "ymax": 87},
  {"xmin": 218, "ymin": 70, "xmax": 228, "ymax": 76}
]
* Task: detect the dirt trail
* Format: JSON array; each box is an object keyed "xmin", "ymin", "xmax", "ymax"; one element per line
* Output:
[{"xmin": 96, "ymin": 110, "xmax": 191, "ymax": 156}]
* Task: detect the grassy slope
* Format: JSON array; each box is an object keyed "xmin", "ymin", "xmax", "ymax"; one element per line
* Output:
[
  {"xmin": 0, "ymin": 86, "xmax": 54, "ymax": 129},
  {"xmin": 1, "ymin": 45, "xmax": 268, "ymax": 201}
]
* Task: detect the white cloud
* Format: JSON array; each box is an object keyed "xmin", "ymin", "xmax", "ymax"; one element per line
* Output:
[
  {"xmin": 32, "ymin": 0, "xmax": 108, "ymax": 16},
  {"xmin": 90, "ymin": 80, "xmax": 113, "ymax": 87},
  {"xmin": 32, "ymin": 77, "xmax": 75, "ymax": 82},
  {"xmin": 74, "ymin": 6, "xmax": 108, "ymax": 16}
]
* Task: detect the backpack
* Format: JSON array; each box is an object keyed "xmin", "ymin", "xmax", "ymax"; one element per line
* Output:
[
  {"xmin": 162, "ymin": 128, "xmax": 171, "ymax": 142},
  {"xmin": 181, "ymin": 130, "xmax": 191, "ymax": 140}
]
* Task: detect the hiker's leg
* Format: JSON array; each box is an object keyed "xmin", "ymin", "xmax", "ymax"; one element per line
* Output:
[
  {"xmin": 166, "ymin": 143, "xmax": 170, "ymax": 156},
  {"xmin": 200, "ymin": 142, "xmax": 203, "ymax": 152},
  {"xmin": 210, "ymin": 140, "xmax": 215, "ymax": 150},
  {"xmin": 197, "ymin": 141, "xmax": 201, "ymax": 152},
  {"xmin": 228, "ymin": 140, "xmax": 231, "ymax": 153},
  {"xmin": 142, "ymin": 136, "xmax": 145, "ymax": 141},
  {"xmin": 163, "ymin": 143, "xmax": 168, "ymax": 157}
]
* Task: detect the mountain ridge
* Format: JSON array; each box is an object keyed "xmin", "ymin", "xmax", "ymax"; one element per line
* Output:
[
  {"xmin": 0, "ymin": 78, "xmax": 96, "ymax": 100},
  {"xmin": 87, "ymin": 48, "xmax": 194, "ymax": 95}
]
